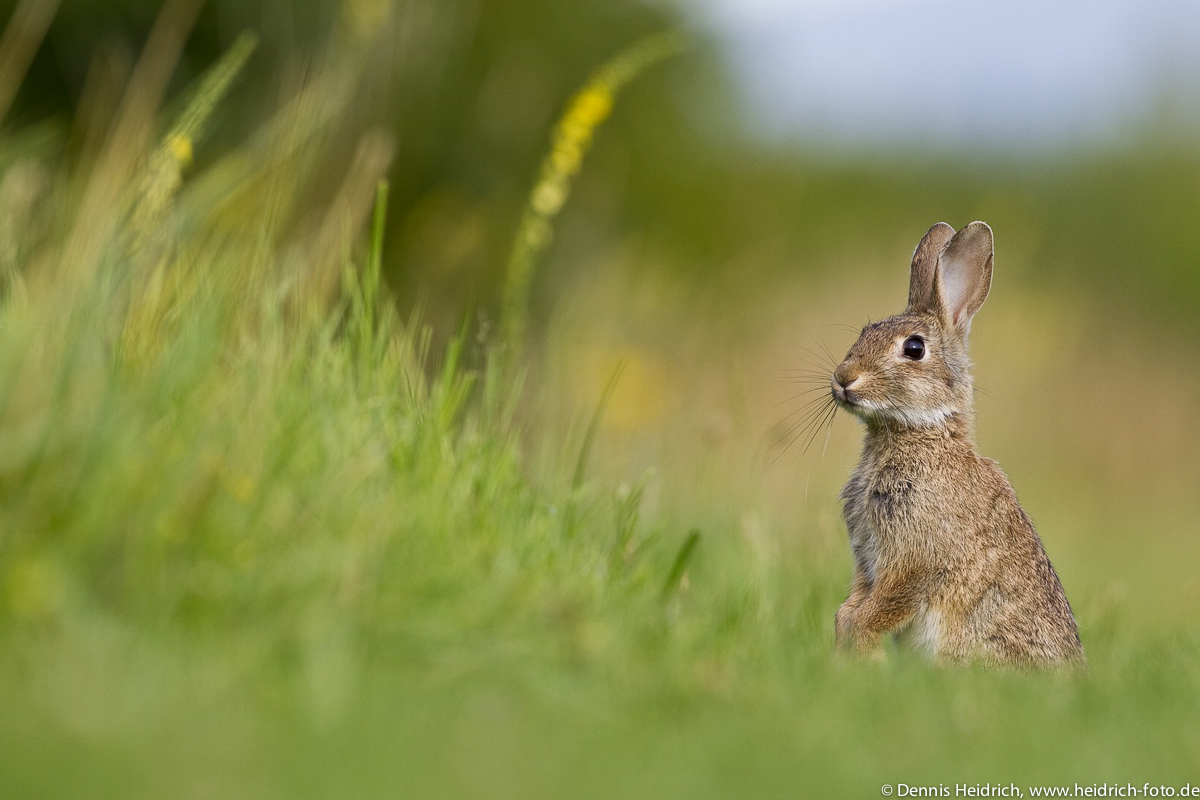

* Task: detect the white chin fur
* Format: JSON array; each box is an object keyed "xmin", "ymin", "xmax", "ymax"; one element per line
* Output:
[{"xmin": 849, "ymin": 399, "xmax": 953, "ymax": 429}]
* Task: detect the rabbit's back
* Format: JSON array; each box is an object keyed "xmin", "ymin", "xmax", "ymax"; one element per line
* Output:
[{"xmin": 935, "ymin": 456, "xmax": 1084, "ymax": 665}]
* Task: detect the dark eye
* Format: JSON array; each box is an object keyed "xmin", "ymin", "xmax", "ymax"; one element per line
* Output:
[{"xmin": 902, "ymin": 336, "xmax": 925, "ymax": 360}]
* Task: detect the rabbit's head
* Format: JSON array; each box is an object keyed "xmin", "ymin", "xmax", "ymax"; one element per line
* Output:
[{"xmin": 831, "ymin": 222, "xmax": 993, "ymax": 430}]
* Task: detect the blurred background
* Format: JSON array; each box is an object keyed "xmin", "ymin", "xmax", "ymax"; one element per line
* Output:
[{"xmin": 5, "ymin": 0, "xmax": 1200, "ymax": 625}]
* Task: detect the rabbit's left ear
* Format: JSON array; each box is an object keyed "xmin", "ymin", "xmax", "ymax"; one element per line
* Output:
[
  {"xmin": 908, "ymin": 222, "xmax": 955, "ymax": 314},
  {"xmin": 935, "ymin": 221, "xmax": 993, "ymax": 337}
]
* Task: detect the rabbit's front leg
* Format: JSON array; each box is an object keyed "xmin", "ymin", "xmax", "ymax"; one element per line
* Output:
[
  {"xmin": 839, "ymin": 570, "xmax": 922, "ymax": 655},
  {"xmin": 835, "ymin": 569, "xmax": 871, "ymax": 649}
]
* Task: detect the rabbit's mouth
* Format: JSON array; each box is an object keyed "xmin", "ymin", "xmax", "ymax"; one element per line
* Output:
[
  {"xmin": 832, "ymin": 387, "xmax": 857, "ymax": 407},
  {"xmin": 833, "ymin": 391, "xmax": 876, "ymax": 419},
  {"xmin": 832, "ymin": 388, "xmax": 877, "ymax": 423},
  {"xmin": 831, "ymin": 377, "xmax": 866, "ymax": 410},
  {"xmin": 831, "ymin": 380, "xmax": 890, "ymax": 422}
]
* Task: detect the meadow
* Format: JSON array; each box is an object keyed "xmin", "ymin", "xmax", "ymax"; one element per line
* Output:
[{"xmin": 1, "ymin": 2, "xmax": 1199, "ymax": 797}]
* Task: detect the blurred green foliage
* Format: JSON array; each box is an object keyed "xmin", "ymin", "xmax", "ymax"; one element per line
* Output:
[
  {"xmin": 6, "ymin": 0, "xmax": 716, "ymax": 328},
  {"xmin": 10, "ymin": 0, "xmax": 1200, "ymax": 332}
]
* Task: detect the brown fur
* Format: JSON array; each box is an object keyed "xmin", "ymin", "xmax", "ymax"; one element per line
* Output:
[{"xmin": 830, "ymin": 222, "xmax": 1084, "ymax": 668}]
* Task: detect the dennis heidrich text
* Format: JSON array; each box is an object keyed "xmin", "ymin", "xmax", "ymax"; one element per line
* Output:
[{"xmin": 896, "ymin": 785, "xmax": 1021, "ymax": 797}]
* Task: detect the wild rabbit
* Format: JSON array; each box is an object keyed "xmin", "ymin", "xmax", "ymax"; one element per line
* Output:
[{"xmin": 830, "ymin": 221, "xmax": 1084, "ymax": 667}]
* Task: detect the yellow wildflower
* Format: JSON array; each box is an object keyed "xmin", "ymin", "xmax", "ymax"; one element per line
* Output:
[
  {"xmin": 501, "ymin": 31, "xmax": 687, "ymax": 350},
  {"xmin": 167, "ymin": 133, "xmax": 193, "ymax": 169}
]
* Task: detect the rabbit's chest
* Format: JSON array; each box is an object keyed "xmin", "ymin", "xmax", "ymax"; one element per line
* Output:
[
  {"xmin": 841, "ymin": 464, "xmax": 926, "ymax": 576},
  {"xmin": 841, "ymin": 475, "xmax": 885, "ymax": 580}
]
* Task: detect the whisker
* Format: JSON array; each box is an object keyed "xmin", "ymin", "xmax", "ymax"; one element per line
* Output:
[
  {"xmin": 778, "ymin": 377, "xmax": 831, "ymax": 386},
  {"xmin": 772, "ymin": 371, "xmax": 830, "ymax": 381},
  {"xmin": 772, "ymin": 397, "xmax": 834, "ymax": 446},
  {"xmin": 770, "ymin": 397, "xmax": 835, "ymax": 465},
  {"xmin": 787, "ymin": 358, "xmax": 836, "ymax": 376},
  {"xmin": 777, "ymin": 372, "xmax": 832, "ymax": 384},
  {"xmin": 796, "ymin": 345, "xmax": 837, "ymax": 371},
  {"xmin": 790, "ymin": 339, "xmax": 838, "ymax": 370},
  {"xmin": 770, "ymin": 406, "xmax": 827, "ymax": 460},
  {"xmin": 819, "ymin": 405, "xmax": 837, "ymax": 460},
  {"xmin": 975, "ymin": 383, "xmax": 997, "ymax": 401},
  {"xmin": 799, "ymin": 401, "xmax": 838, "ymax": 458},
  {"xmin": 772, "ymin": 386, "xmax": 831, "ymax": 409},
  {"xmin": 799, "ymin": 402, "xmax": 840, "ymax": 504},
  {"xmin": 803, "ymin": 327, "xmax": 839, "ymax": 369},
  {"xmin": 821, "ymin": 322, "xmax": 862, "ymax": 334}
]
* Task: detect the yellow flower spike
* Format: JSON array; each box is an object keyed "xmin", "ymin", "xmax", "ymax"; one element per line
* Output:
[
  {"xmin": 128, "ymin": 32, "xmax": 256, "ymax": 253},
  {"xmin": 500, "ymin": 31, "xmax": 688, "ymax": 353},
  {"xmin": 568, "ymin": 86, "xmax": 613, "ymax": 129},
  {"xmin": 549, "ymin": 139, "xmax": 584, "ymax": 178},
  {"xmin": 167, "ymin": 133, "xmax": 194, "ymax": 168},
  {"xmin": 532, "ymin": 181, "xmax": 567, "ymax": 218}
]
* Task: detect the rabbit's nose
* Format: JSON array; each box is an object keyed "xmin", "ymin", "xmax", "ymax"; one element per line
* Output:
[
  {"xmin": 832, "ymin": 369, "xmax": 861, "ymax": 402},
  {"xmin": 833, "ymin": 370, "xmax": 860, "ymax": 390}
]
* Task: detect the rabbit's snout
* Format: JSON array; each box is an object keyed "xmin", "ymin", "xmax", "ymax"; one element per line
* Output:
[{"xmin": 831, "ymin": 367, "xmax": 863, "ymax": 403}]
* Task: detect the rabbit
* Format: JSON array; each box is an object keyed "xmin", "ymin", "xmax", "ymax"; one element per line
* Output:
[{"xmin": 829, "ymin": 221, "xmax": 1084, "ymax": 667}]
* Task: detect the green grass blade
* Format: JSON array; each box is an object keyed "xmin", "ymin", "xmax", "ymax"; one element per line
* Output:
[
  {"xmin": 572, "ymin": 358, "xmax": 625, "ymax": 492},
  {"xmin": 661, "ymin": 528, "xmax": 701, "ymax": 600}
]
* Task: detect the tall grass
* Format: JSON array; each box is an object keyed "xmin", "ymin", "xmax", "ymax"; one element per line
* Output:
[{"xmin": 0, "ymin": 13, "xmax": 717, "ymax": 794}]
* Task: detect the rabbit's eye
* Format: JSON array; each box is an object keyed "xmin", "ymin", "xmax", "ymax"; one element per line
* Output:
[{"xmin": 902, "ymin": 336, "xmax": 925, "ymax": 360}]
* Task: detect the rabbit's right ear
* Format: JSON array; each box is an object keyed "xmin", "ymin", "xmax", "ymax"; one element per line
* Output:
[
  {"xmin": 933, "ymin": 221, "xmax": 993, "ymax": 337},
  {"xmin": 907, "ymin": 222, "xmax": 956, "ymax": 314}
]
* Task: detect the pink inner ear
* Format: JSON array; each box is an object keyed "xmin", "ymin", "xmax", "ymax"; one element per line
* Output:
[{"xmin": 941, "ymin": 266, "xmax": 972, "ymax": 326}]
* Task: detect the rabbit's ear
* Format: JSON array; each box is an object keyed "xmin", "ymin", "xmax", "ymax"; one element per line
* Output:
[
  {"xmin": 934, "ymin": 221, "xmax": 993, "ymax": 337},
  {"xmin": 907, "ymin": 222, "xmax": 956, "ymax": 314}
]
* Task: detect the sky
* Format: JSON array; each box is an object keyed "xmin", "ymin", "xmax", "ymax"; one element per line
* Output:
[{"xmin": 681, "ymin": 0, "xmax": 1200, "ymax": 150}]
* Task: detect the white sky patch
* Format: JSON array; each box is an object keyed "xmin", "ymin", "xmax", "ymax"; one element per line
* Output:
[
  {"xmin": 689, "ymin": 0, "xmax": 925, "ymax": 26},
  {"xmin": 677, "ymin": 0, "xmax": 1200, "ymax": 150}
]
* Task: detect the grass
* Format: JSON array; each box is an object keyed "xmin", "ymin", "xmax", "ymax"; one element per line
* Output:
[{"xmin": 1, "ymin": 8, "xmax": 1199, "ymax": 800}]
